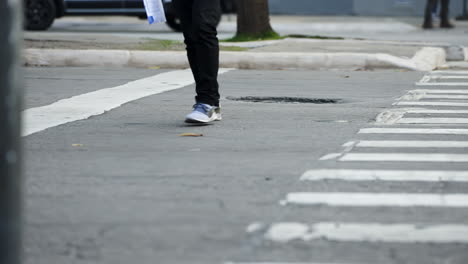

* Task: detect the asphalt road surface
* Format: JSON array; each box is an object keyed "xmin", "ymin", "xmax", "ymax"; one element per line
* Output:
[{"xmin": 24, "ymin": 67, "xmax": 468, "ymax": 264}]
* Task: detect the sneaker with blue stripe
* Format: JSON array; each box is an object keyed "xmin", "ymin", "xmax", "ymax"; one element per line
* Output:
[{"xmin": 185, "ymin": 103, "xmax": 222, "ymax": 124}]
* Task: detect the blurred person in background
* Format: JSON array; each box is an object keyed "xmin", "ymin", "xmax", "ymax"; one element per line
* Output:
[
  {"xmin": 174, "ymin": 0, "xmax": 223, "ymax": 124},
  {"xmin": 432, "ymin": 0, "xmax": 439, "ymax": 21},
  {"xmin": 423, "ymin": 0, "xmax": 455, "ymax": 29}
]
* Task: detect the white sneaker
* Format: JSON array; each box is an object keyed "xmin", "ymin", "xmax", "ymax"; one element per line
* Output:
[{"xmin": 185, "ymin": 103, "xmax": 221, "ymax": 124}]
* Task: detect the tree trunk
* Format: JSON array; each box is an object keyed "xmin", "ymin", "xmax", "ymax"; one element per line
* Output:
[{"xmin": 235, "ymin": 0, "xmax": 277, "ymax": 39}]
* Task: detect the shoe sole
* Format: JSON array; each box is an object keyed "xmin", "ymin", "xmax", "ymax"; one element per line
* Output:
[{"xmin": 185, "ymin": 114, "xmax": 221, "ymax": 124}]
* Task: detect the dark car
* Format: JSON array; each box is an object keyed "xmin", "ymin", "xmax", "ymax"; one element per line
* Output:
[{"xmin": 24, "ymin": 0, "xmax": 236, "ymax": 31}]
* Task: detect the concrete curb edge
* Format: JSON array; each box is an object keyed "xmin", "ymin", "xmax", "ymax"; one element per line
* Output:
[{"xmin": 23, "ymin": 47, "xmax": 447, "ymax": 71}]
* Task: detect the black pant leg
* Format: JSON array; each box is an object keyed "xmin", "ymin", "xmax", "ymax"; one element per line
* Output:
[
  {"xmin": 191, "ymin": 0, "xmax": 221, "ymax": 106},
  {"xmin": 424, "ymin": 0, "xmax": 437, "ymax": 26},
  {"xmin": 173, "ymin": 0, "xmax": 200, "ymax": 85},
  {"xmin": 440, "ymin": 0, "xmax": 450, "ymax": 23},
  {"xmin": 174, "ymin": 0, "xmax": 221, "ymax": 107}
]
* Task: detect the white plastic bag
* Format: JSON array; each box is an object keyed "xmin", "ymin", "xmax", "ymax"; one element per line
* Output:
[{"xmin": 143, "ymin": 0, "xmax": 167, "ymax": 24}]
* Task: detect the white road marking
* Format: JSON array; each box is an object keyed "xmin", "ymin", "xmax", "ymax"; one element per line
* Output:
[
  {"xmin": 415, "ymin": 82, "xmax": 468, "ymax": 86},
  {"xmin": 22, "ymin": 69, "xmax": 233, "ymax": 136},
  {"xmin": 432, "ymin": 76, "xmax": 468, "ymax": 79},
  {"xmin": 371, "ymin": 108, "xmax": 468, "ymax": 125},
  {"xmin": 319, "ymin": 153, "xmax": 343, "ymax": 160},
  {"xmin": 417, "ymin": 75, "xmax": 431, "ymax": 83},
  {"xmin": 285, "ymin": 192, "xmax": 468, "ymax": 207},
  {"xmin": 400, "ymin": 90, "xmax": 468, "ymax": 101},
  {"xmin": 359, "ymin": 128, "xmax": 468, "ymax": 135},
  {"xmin": 300, "ymin": 169, "xmax": 468, "ymax": 182},
  {"xmin": 431, "ymin": 71, "xmax": 468, "ymax": 75},
  {"xmin": 349, "ymin": 140, "xmax": 468, "ymax": 148},
  {"xmin": 265, "ymin": 222, "xmax": 468, "ymax": 243},
  {"xmin": 395, "ymin": 101, "xmax": 468, "ymax": 107},
  {"xmin": 397, "ymin": 118, "xmax": 468, "ymax": 124},
  {"xmin": 340, "ymin": 153, "xmax": 468, "ymax": 162},
  {"xmin": 414, "ymin": 89, "xmax": 468, "ymax": 94},
  {"xmin": 375, "ymin": 109, "xmax": 406, "ymax": 124},
  {"xmin": 424, "ymin": 94, "xmax": 468, "ymax": 99},
  {"xmin": 246, "ymin": 222, "xmax": 265, "ymax": 233},
  {"xmin": 342, "ymin": 141, "xmax": 356, "ymax": 148},
  {"xmin": 265, "ymin": 223, "xmax": 310, "ymax": 243},
  {"xmin": 225, "ymin": 263, "xmax": 348, "ymax": 264},
  {"xmin": 416, "ymin": 74, "xmax": 468, "ymax": 86},
  {"xmin": 405, "ymin": 109, "xmax": 468, "ymax": 114}
]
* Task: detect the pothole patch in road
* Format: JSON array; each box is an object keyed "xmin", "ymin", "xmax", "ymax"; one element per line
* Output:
[{"xmin": 226, "ymin": 96, "xmax": 343, "ymax": 104}]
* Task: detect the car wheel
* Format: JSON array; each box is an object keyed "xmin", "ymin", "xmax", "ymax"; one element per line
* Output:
[{"xmin": 25, "ymin": 0, "xmax": 56, "ymax": 31}]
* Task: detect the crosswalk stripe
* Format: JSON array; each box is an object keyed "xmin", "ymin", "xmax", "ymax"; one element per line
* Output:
[
  {"xmin": 340, "ymin": 153, "xmax": 468, "ymax": 162},
  {"xmin": 415, "ymin": 82, "xmax": 468, "ymax": 86},
  {"xmin": 359, "ymin": 128, "xmax": 468, "ymax": 135},
  {"xmin": 431, "ymin": 71, "xmax": 468, "ymax": 75},
  {"xmin": 405, "ymin": 109, "xmax": 468, "ymax": 114},
  {"xmin": 414, "ymin": 89, "xmax": 468, "ymax": 94},
  {"xmin": 417, "ymin": 75, "xmax": 431, "ymax": 83},
  {"xmin": 395, "ymin": 101, "xmax": 468, "ymax": 107},
  {"xmin": 300, "ymin": 169, "xmax": 468, "ymax": 182},
  {"xmin": 349, "ymin": 140, "xmax": 468, "ymax": 148},
  {"xmin": 424, "ymin": 94, "xmax": 468, "ymax": 99},
  {"xmin": 22, "ymin": 69, "xmax": 233, "ymax": 136},
  {"xmin": 225, "ymin": 263, "xmax": 351, "ymax": 264},
  {"xmin": 397, "ymin": 118, "xmax": 468, "ymax": 124},
  {"xmin": 432, "ymin": 76, "xmax": 468, "ymax": 79},
  {"xmin": 285, "ymin": 193, "xmax": 468, "ymax": 207},
  {"xmin": 415, "ymin": 75, "xmax": 468, "ymax": 86},
  {"xmin": 265, "ymin": 222, "xmax": 468, "ymax": 243}
]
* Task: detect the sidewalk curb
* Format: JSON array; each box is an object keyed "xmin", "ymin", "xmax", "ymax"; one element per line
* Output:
[{"xmin": 23, "ymin": 47, "xmax": 446, "ymax": 71}]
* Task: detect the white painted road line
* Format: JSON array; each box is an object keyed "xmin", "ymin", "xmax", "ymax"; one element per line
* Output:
[
  {"xmin": 431, "ymin": 71, "xmax": 468, "ymax": 75},
  {"xmin": 415, "ymin": 89, "xmax": 468, "ymax": 94},
  {"xmin": 22, "ymin": 69, "xmax": 233, "ymax": 136},
  {"xmin": 405, "ymin": 109, "xmax": 468, "ymax": 114},
  {"xmin": 415, "ymin": 82, "xmax": 468, "ymax": 86},
  {"xmin": 374, "ymin": 109, "xmax": 468, "ymax": 125},
  {"xmin": 417, "ymin": 75, "xmax": 431, "ymax": 83},
  {"xmin": 265, "ymin": 222, "xmax": 468, "ymax": 243},
  {"xmin": 225, "ymin": 263, "xmax": 349, "ymax": 264},
  {"xmin": 433, "ymin": 76, "xmax": 468, "ymax": 79},
  {"xmin": 397, "ymin": 118, "xmax": 468, "ymax": 124},
  {"xmin": 319, "ymin": 153, "xmax": 343, "ymax": 161},
  {"xmin": 340, "ymin": 153, "xmax": 468, "ymax": 162},
  {"xmin": 399, "ymin": 91, "xmax": 468, "ymax": 101},
  {"xmin": 300, "ymin": 169, "xmax": 468, "ymax": 182},
  {"xmin": 424, "ymin": 94, "xmax": 468, "ymax": 99},
  {"xmin": 395, "ymin": 101, "xmax": 468, "ymax": 107},
  {"xmin": 359, "ymin": 128, "xmax": 468, "ymax": 135},
  {"xmin": 350, "ymin": 140, "xmax": 468, "ymax": 148},
  {"xmin": 285, "ymin": 192, "xmax": 468, "ymax": 207}
]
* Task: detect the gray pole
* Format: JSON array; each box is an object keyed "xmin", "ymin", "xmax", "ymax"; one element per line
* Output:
[{"xmin": 0, "ymin": 0, "xmax": 23, "ymax": 264}]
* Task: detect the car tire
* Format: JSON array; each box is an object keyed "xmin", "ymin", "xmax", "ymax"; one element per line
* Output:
[{"xmin": 25, "ymin": 0, "xmax": 56, "ymax": 31}]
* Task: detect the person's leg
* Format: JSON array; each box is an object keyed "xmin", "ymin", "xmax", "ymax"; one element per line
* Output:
[
  {"xmin": 173, "ymin": 0, "xmax": 200, "ymax": 84},
  {"xmin": 175, "ymin": 0, "xmax": 222, "ymax": 123},
  {"xmin": 432, "ymin": 0, "xmax": 439, "ymax": 20},
  {"xmin": 423, "ymin": 0, "xmax": 437, "ymax": 28},
  {"xmin": 440, "ymin": 0, "xmax": 454, "ymax": 28},
  {"xmin": 191, "ymin": 0, "xmax": 221, "ymax": 107}
]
